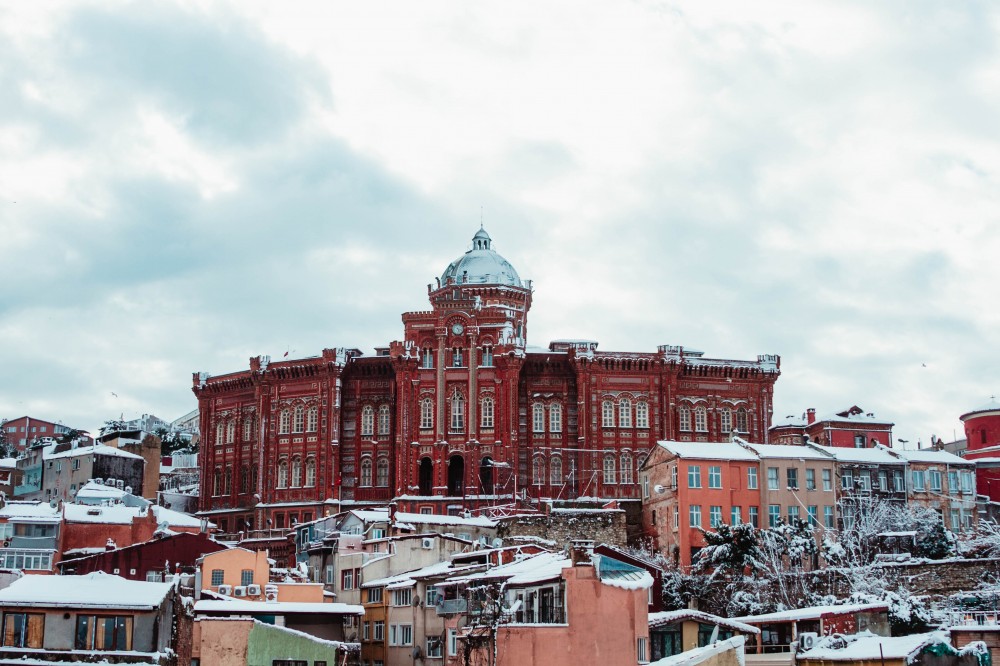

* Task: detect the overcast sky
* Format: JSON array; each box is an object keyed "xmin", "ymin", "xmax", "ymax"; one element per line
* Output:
[{"xmin": 2, "ymin": 1, "xmax": 998, "ymax": 445}]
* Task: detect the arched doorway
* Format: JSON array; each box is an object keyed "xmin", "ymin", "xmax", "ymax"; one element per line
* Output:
[
  {"xmin": 480, "ymin": 457, "xmax": 494, "ymax": 494},
  {"xmin": 447, "ymin": 455, "xmax": 465, "ymax": 496},
  {"xmin": 419, "ymin": 457, "xmax": 433, "ymax": 496}
]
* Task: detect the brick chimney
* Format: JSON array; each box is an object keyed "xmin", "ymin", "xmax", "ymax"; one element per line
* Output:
[
  {"xmin": 806, "ymin": 408, "xmax": 816, "ymax": 425},
  {"xmin": 569, "ymin": 539, "xmax": 594, "ymax": 566}
]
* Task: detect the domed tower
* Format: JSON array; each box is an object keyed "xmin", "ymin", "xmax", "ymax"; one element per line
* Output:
[
  {"xmin": 960, "ymin": 398, "xmax": 1000, "ymax": 501},
  {"xmin": 390, "ymin": 228, "xmax": 533, "ymax": 513}
]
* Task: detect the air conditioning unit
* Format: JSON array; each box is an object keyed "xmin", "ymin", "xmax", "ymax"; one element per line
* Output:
[
  {"xmin": 799, "ymin": 633, "xmax": 819, "ymax": 651},
  {"xmin": 234, "ymin": 586, "xmax": 247, "ymax": 597},
  {"xmin": 247, "ymin": 584, "xmax": 262, "ymax": 596},
  {"xmin": 217, "ymin": 585, "xmax": 232, "ymax": 595},
  {"xmin": 421, "ymin": 537, "xmax": 434, "ymax": 549}
]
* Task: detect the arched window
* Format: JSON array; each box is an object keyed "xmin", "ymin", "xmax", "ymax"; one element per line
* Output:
[
  {"xmin": 720, "ymin": 408, "xmax": 732, "ymax": 434},
  {"xmin": 293, "ymin": 405, "xmax": 305, "ymax": 433},
  {"xmin": 213, "ymin": 468, "xmax": 222, "ymax": 496},
  {"xmin": 277, "ymin": 460, "xmax": 288, "ymax": 488},
  {"xmin": 378, "ymin": 405, "xmax": 391, "ymax": 436},
  {"xmin": 305, "ymin": 458, "xmax": 316, "ymax": 487},
  {"xmin": 216, "ymin": 422, "xmax": 224, "ymax": 444},
  {"xmin": 694, "ymin": 406, "xmax": 707, "ymax": 432},
  {"xmin": 736, "ymin": 407, "xmax": 748, "ymax": 433},
  {"xmin": 550, "ymin": 456, "xmax": 563, "ymax": 486},
  {"xmin": 532, "ymin": 403, "xmax": 545, "ymax": 433},
  {"xmin": 481, "ymin": 397, "xmax": 494, "ymax": 429},
  {"xmin": 620, "ymin": 453, "xmax": 634, "ymax": 485},
  {"xmin": 243, "ymin": 415, "xmax": 254, "ymax": 441},
  {"xmin": 376, "ymin": 458, "xmax": 389, "ymax": 487},
  {"xmin": 619, "ymin": 398, "xmax": 632, "ymax": 428},
  {"xmin": 251, "ymin": 466, "xmax": 258, "ymax": 492},
  {"xmin": 279, "ymin": 410, "xmax": 291, "ymax": 435},
  {"xmin": 226, "ymin": 420, "xmax": 235, "ymax": 444},
  {"xmin": 549, "ymin": 404, "xmax": 562, "ymax": 433},
  {"xmin": 532, "ymin": 457, "xmax": 545, "ymax": 486},
  {"xmin": 450, "ymin": 392, "xmax": 465, "ymax": 432},
  {"xmin": 678, "ymin": 406, "xmax": 692, "ymax": 432},
  {"xmin": 306, "ymin": 407, "xmax": 318, "ymax": 433},
  {"xmin": 291, "ymin": 457, "xmax": 302, "ymax": 487},
  {"xmin": 421, "ymin": 347, "xmax": 434, "ymax": 369},
  {"xmin": 603, "ymin": 455, "xmax": 617, "ymax": 484},
  {"xmin": 360, "ymin": 458, "xmax": 373, "ymax": 487},
  {"xmin": 420, "ymin": 398, "xmax": 434, "ymax": 430},
  {"xmin": 223, "ymin": 466, "xmax": 232, "ymax": 495},
  {"xmin": 602, "ymin": 401, "xmax": 615, "ymax": 428},
  {"xmin": 240, "ymin": 466, "xmax": 250, "ymax": 494},
  {"xmin": 636, "ymin": 402, "xmax": 649, "ymax": 429},
  {"xmin": 361, "ymin": 405, "xmax": 374, "ymax": 437}
]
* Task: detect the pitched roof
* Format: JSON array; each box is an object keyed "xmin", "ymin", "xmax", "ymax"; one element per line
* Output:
[
  {"xmin": 649, "ymin": 609, "xmax": 759, "ymax": 635},
  {"xmin": 0, "ymin": 572, "xmax": 172, "ymax": 609},
  {"xmin": 655, "ymin": 441, "xmax": 758, "ymax": 461}
]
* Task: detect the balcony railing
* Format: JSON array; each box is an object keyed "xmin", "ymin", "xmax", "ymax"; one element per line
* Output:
[
  {"xmin": 436, "ymin": 599, "xmax": 468, "ymax": 615},
  {"xmin": 947, "ymin": 611, "xmax": 1000, "ymax": 626}
]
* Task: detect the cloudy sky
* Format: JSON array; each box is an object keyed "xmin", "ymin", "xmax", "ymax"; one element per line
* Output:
[{"xmin": 2, "ymin": 0, "xmax": 998, "ymax": 445}]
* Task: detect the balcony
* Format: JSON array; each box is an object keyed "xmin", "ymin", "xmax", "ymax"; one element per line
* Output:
[
  {"xmin": 946, "ymin": 611, "xmax": 1000, "ymax": 626},
  {"xmin": 436, "ymin": 598, "xmax": 468, "ymax": 615}
]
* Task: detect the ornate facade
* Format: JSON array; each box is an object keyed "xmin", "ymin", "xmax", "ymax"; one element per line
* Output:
[{"xmin": 194, "ymin": 229, "xmax": 781, "ymax": 533}]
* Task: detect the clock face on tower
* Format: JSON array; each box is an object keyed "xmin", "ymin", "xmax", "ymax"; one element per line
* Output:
[{"xmin": 451, "ymin": 323, "xmax": 465, "ymax": 335}]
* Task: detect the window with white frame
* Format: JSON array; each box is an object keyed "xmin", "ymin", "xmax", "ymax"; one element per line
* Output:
[
  {"xmin": 823, "ymin": 469, "xmax": 832, "ymax": 491},
  {"xmin": 420, "ymin": 398, "xmax": 433, "ymax": 430},
  {"xmin": 277, "ymin": 460, "xmax": 288, "ymax": 489},
  {"xmin": 216, "ymin": 421, "xmax": 224, "ymax": 444},
  {"xmin": 450, "ymin": 392, "xmax": 465, "ymax": 432},
  {"xmin": 376, "ymin": 458, "xmax": 389, "ymax": 487},
  {"xmin": 452, "ymin": 348, "xmax": 462, "ymax": 367},
  {"xmin": 306, "ymin": 407, "xmax": 318, "ymax": 433},
  {"xmin": 293, "ymin": 405, "xmax": 305, "ymax": 433},
  {"xmin": 689, "ymin": 505, "xmax": 702, "ymax": 528},
  {"xmin": 550, "ymin": 456, "xmax": 563, "ymax": 486},
  {"xmin": 243, "ymin": 415, "xmax": 254, "ymax": 440},
  {"xmin": 678, "ymin": 406, "xmax": 692, "ymax": 432},
  {"xmin": 620, "ymin": 454, "xmax": 634, "ymax": 485},
  {"xmin": 421, "ymin": 347, "xmax": 434, "ymax": 369},
  {"xmin": 636, "ymin": 402, "xmax": 649, "ymax": 429},
  {"xmin": 602, "ymin": 400, "xmax": 615, "ymax": 428},
  {"xmin": 305, "ymin": 458, "xmax": 316, "ymax": 487},
  {"xmin": 688, "ymin": 465, "xmax": 702, "ymax": 489},
  {"xmin": 378, "ymin": 405, "xmax": 391, "ymax": 436},
  {"xmin": 603, "ymin": 455, "xmax": 616, "ymax": 484},
  {"xmin": 532, "ymin": 403, "xmax": 545, "ymax": 433},
  {"xmin": 619, "ymin": 398, "xmax": 633, "ymax": 428},
  {"xmin": 480, "ymin": 397, "xmax": 494, "ymax": 429},
  {"xmin": 747, "ymin": 467, "xmax": 758, "ymax": 489},
  {"xmin": 719, "ymin": 408, "xmax": 732, "ymax": 433},
  {"xmin": 448, "ymin": 629, "xmax": 458, "ymax": 656},
  {"xmin": 373, "ymin": 621, "xmax": 384, "ymax": 641},
  {"xmin": 549, "ymin": 403, "xmax": 562, "ymax": 433},
  {"xmin": 736, "ymin": 407, "xmax": 748, "ymax": 432},
  {"xmin": 360, "ymin": 458, "xmax": 372, "ymax": 486},
  {"xmin": 392, "ymin": 588, "xmax": 412, "ymax": 606},
  {"xmin": 367, "ymin": 587, "xmax": 383, "ymax": 603},
  {"xmin": 426, "ymin": 636, "xmax": 443, "ymax": 658},
  {"xmin": 361, "ymin": 406, "xmax": 374, "ymax": 437},
  {"xmin": 708, "ymin": 466, "xmax": 722, "ymax": 489},
  {"xmin": 710, "ymin": 505, "xmax": 723, "ymax": 527},
  {"xmin": 389, "ymin": 624, "xmax": 413, "ymax": 646},
  {"xmin": 533, "ymin": 457, "xmax": 545, "ymax": 486},
  {"xmin": 278, "ymin": 409, "xmax": 291, "ymax": 435},
  {"xmin": 291, "ymin": 457, "xmax": 302, "ymax": 487},
  {"xmin": 638, "ymin": 636, "xmax": 649, "ymax": 664},
  {"xmin": 694, "ymin": 406, "xmax": 707, "ymax": 432},
  {"xmin": 226, "ymin": 420, "xmax": 235, "ymax": 444},
  {"xmin": 481, "ymin": 345, "xmax": 493, "ymax": 367}
]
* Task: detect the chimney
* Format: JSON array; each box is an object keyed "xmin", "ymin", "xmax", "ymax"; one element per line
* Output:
[
  {"xmin": 806, "ymin": 408, "xmax": 816, "ymax": 425},
  {"xmin": 569, "ymin": 539, "xmax": 594, "ymax": 566},
  {"xmin": 388, "ymin": 502, "xmax": 397, "ymax": 523},
  {"xmin": 105, "ymin": 538, "xmax": 117, "ymax": 551}
]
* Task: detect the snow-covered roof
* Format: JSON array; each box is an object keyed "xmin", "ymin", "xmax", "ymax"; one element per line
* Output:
[
  {"xmin": 656, "ymin": 441, "xmax": 758, "ymax": 461},
  {"xmin": 394, "ymin": 511, "xmax": 496, "ymax": 528},
  {"xmin": 194, "ymin": 599, "xmax": 364, "ymax": 616},
  {"xmin": 0, "ymin": 458, "xmax": 17, "ymax": 469},
  {"xmin": 453, "ymin": 552, "xmax": 571, "ymax": 586},
  {"xmin": 742, "ymin": 443, "xmax": 832, "ymax": 461},
  {"xmin": 812, "ymin": 445, "xmax": 903, "ymax": 465},
  {"xmin": 45, "ymin": 443, "xmax": 144, "ymax": 461},
  {"xmin": 961, "ymin": 400, "xmax": 1000, "ymax": 420},
  {"xmin": 0, "ymin": 572, "xmax": 172, "ymax": 609},
  {"xmin": 362, "ymin": 561, "xmax": 467, "ymax": 589},
  {"xmin": 648, "ymin": 609, "xmax": 759, "ymax": 634},
  {"xmin": 62, "ymin": 503, "xmax": 202, "ymax": 528},
  {"xmin": 650, "ymin": 636, "xmax": 746, "ymax": 666},
  {"xmin": 74, "ymin": 480, "xmax": 132, "ymax": 500},
  {"xmin": 799, "ymin": 630, "xmax": 946, "ymax": 661},
  {"xmin": 884, "ymin": 447, "xmax": 972, "ymax": 465},
  {"xmin": 0, "ymin": 501, "xmax": 61, "ymax": 522},
  {"xmin": 440, "ymin": 228, "xmax": 523, "ymax": 288},
  {"xmin": 733, "ymin": 602, "xmax": 889, "ymax": 624},
  {"xmin": 345, "ymin": 509, "xmax": 389, "ymax": 523}
]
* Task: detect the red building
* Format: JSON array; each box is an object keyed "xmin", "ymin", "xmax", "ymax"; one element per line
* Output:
[
  {"xmin": 769, "ymin": 405, "xmax": 894, "ymax": 448},
  {"xmin": 1, "ymin": 416, "xmax": 93, "ymax": 452},
  {"xmin": 58, "ymin": 531, "xmax": 226, "ymax": 580},
  {"xmin": 194, "ymin": 229, "xmax": 781, "ymax": 533},
  {"xmin": 960, "ymin": 398, "xmax": 1000, "ymax": 500}
]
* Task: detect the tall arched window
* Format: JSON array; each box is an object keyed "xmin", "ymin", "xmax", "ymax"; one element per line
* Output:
[
  {"xmin": 720, "ymin": 408, "xmax": 732, "ymax": 434},
  {"xmin": 532, "ymin": 457, "xmax": 545, "ymax": 486},
  {"xmin": 251, "ymin": 466, "xmax": 258, "ymax": 492},
  {"xmin": 277, "ymin": 460, "xmax": 288, "ymax": 488},
  {"xmin": 636, "ymin": 402, "xmax": 649, "ymax": 429},
  {"xmin": 213, "ymin": 468, "xmax": 222, "ymax": 496},
  {"xmin": 420, "ymin": 398, "xmax": 434, "ymax": 430},
  {"xmin": 226, "ymin": 420, "xmax": 235, "ymax": 444},
  {"xmin": 678, "ymin": 406, "xmax": 692, "ymax": 432},
  {"xmin": 481, "ymin": 397, "xmax": 494, "ymax": 429},
  {"xmin": 450, "ymin": 392, "xmax": 465, "ymax": 432},
  {"xmin": 376, "ymin": 458, "xmax": 389, "ymax": 487},
  {"xmin": 291, "ymin": 457, "xmax": 302, "ymax": 487},
  {"xmin": 619, "ymin": 398, "xmax": 633, "ymax": 428},
  {"xmin": 603, "ymin": 455, "xmax": 617, "ymax": 484},
  {"xmin": 306, "ymin": 407, "xmax": 318, "ymax": 433},
  {"xmin": 694, "ymin": 406, "xmax": 708, "ymax": 432},
  {"xmin": 620, "ymin": 453, "xmax": 634, "ymax": 485},
  {"xmin": 378, "ymin": 404, "xmax": 391, "ymax": 436},
  {"xmin": 279, "ymin": 410, "xmax": 291, "ymax": 435},
  {"xmin": 550, "ymin": 456, "xmax": 563, "ymax": 486},
  {"xmin": 293, "ymin": 405, "xmax": 305, "ymax": 433},
  {"xmin": 532, "ymin": 403, "xmax": 545, "ymax": 433},
  {"xmin": 602, "ymin": 401, "xmax": 615, "ymax": 428},
  {"xmin": 361, "ymin": 405, "xmax": 375, "ymax": 437},
  {"xmin": 240, "ymin": 466, "xmax": 250, "ymax": 494},
  {"xmin": 243, "ymin": 415, "xmax": 254, "ymax": 441},
  {"xmin": 305, "ymin": 458, "xmax": 316, "ymax": 487},
  {"xmin": 360, "ymin": 458, "xmax": 373, "ymax": 487},
  {"xmin": 216, "ymin": 422, "xmax": 224, "ymax": 444},
  {"xmin": 549, "ymin": 404, "xmax": 562, "ymax": 433},
  {"xmin": 736, "ymin": 407, "xmax": 748, "ymax": 433},
  {"xmin": 223, "ymin": 466, "xmax": 232, "ymax": 495}
]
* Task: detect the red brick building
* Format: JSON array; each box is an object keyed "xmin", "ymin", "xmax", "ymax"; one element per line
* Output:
[
  {"xmin": 769, "ymin": 405, "xmax": 894, "ymax": 448},
  {"xmin": 1, "ymin": 416, "xmax": 93, "ymax": 452},
  {"xmin": 960, "ymin": 398, "xmax": 1000, "ymax": 500},
  {"xmin": 194, "ymin": 229, "xmax": 781, "ymax": 533}
]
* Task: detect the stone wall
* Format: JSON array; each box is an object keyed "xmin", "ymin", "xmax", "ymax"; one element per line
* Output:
[
  {"xmin": 497, "ymin": 509, "xmax": 627, "ymax": 549},
  {"xmin": 811, "ymin": 558, "xmax": 1000, "ymax": 598}
]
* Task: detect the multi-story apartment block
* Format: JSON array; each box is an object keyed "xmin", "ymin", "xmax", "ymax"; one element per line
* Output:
[
  {"xmin": 883, "ymin": 446, "xmax": 977, "ymax": 531},
  {"xmin": 770, "ymin": 406, "xmax": 894, "ymax": 448}
]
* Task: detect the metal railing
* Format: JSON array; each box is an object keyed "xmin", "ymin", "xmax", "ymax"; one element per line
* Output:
[{"xmin": 947, "ymin": 611, "xmax": 1000, "ymax": 626}]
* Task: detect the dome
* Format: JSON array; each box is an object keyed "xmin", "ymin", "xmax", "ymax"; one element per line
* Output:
[
  {"xmin": 961, "ymin": 398, "xmax": 1000, "ymax": 421},
  {"xmin": 440, "ymin": 228, "xmax": 522, "ymax": 287}
]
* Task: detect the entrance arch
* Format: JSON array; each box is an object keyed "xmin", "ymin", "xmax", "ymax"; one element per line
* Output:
[
  {"xmin": 480, "ymin": 457, "xmax": 494, "ymax": 495},
  {"xmin": 447, "ymin": 454, "xmax": 465, "ymax": 496},
  {"xmin": 419, "ymin": 457, "xmax": 433, "ymax": 496}
]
